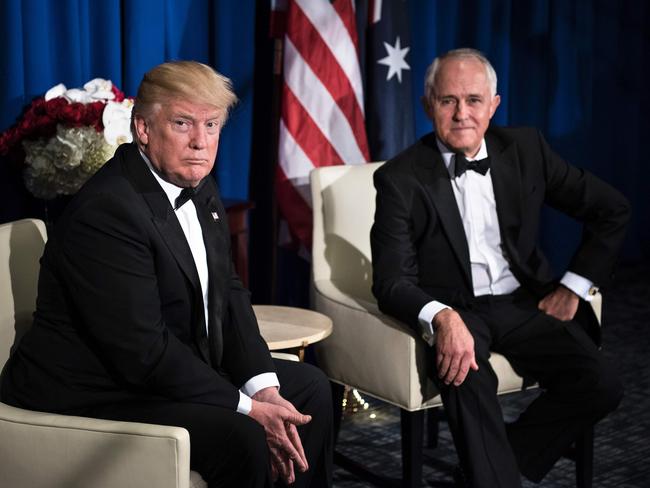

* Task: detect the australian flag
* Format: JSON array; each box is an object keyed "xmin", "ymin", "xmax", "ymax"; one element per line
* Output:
[{"xmin": 358, "ymin": 0, "xmax": 415, "ymax": 161}]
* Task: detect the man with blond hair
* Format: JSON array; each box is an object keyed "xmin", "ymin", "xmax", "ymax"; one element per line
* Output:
[
  {"xmin": 371, "ymin": 48, "xmax": 629, "ymax": 487},
  {"xmin": 1, "ymin": 61, "xmax": 332, "ymax": 487}
]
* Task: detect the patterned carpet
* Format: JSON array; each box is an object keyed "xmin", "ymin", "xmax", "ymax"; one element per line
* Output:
[{"xmin": 332, "ymin": 261, "xmax": 650, "ymax": 487}]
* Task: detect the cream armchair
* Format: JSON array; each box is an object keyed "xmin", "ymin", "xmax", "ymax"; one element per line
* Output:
[
  {"xmin": 0, "ymin": 218, "xmax": 207, "ymax": 488},
  {"xmin": 310, "ymin": 163, "xmax": 599, "ymax": 488}
]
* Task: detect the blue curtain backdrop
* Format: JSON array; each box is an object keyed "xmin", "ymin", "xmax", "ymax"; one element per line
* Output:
[
  {"xmin": 1, "ymin": 0, "xmax": 647, "ymax": 296},
  {"xmin": 0, "ymin": 0, "xmax": 256, "ymax": 223}
]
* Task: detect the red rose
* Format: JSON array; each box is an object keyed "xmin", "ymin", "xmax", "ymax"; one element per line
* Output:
[
  {"xmin": 111, "ymin": 85, "xmax": 125, "ymax": 102},
  {"xmin": 45, "ymin": 97, "xmax": 69, "ymax": 119},
  {"xmin": 83, "ymin": 102, "xmax": 105, "ymax": 126},
  {"xmin": 61, "ymin": 102, "xmax": 85, "ymax": 126},
  {"xmin": 18, "ymin": 117, "xmax": 35, "ymax": 133},
  {"xmin": 30, "ymin": 98, "xmax": 48, "ymax": 115}
]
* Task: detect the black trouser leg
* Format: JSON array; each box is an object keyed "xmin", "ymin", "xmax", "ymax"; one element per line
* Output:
[
  {"xmin": 273, "ymin": 359, "xmax": 334, "ymax": 488},
  {"xmin": 431, "ymin": 290, "xmax": 622, "ymax": 487},
  {"xmin": 435, "ymin": 311, "xmax": 523, "ymax": 488},
  {"xmin": 494, "ymin": 309, "xmax": 623, "ymax": 482}
]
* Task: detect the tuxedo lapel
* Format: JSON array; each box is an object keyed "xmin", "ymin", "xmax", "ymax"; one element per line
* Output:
[
  {"xmin": 193, "ymin": 182, "xmax": 230, "ymax": 367},
  {"xmin": 487, "ymin": 133, "xmax": 523, "ymax": 259},
  {"xmin": 413, "ymin": 138, "xmax": 472, "ymax": 288},
  {"xmin": 145, "ymin": 195, "xmax": 212, "ymax": 364},
  {"xmin": 119, "ymin": 144, "xmax": 211, "ymax": 363},
  {"xmin": 120, "ymin": 145, "xmax": 202, "ymax": 292}
]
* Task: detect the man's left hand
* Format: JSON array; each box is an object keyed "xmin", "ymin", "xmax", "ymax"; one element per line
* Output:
[
  {"xmin": 252, "ymin": 387, "xmax": 309, "ymax": 484},
  {"xmin": 538, "ymin": 285, "xmax": 580, "ymax": 321}
]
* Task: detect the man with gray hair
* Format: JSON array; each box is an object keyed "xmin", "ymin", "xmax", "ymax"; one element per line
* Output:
[
  {"xmin": 1, "ymin": 61, "xmax": 332, "ymax": 487},
  {"xmin": 371, "ymin": 48, "xmax": 629, "ymax": 487}
]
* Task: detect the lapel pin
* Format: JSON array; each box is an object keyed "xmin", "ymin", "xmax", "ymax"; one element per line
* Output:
[{"xmin": 211, "ymin": 211, "xmax": 219, "ymax": 221}]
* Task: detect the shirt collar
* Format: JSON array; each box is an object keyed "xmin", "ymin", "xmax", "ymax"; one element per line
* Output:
[
  {"xmin": 139, "ymin": 148, "xmax": 184, "ymax": 209},
  {"xmin": 435, "ymin": 137, "xmax": 488, "ymax": 178}
]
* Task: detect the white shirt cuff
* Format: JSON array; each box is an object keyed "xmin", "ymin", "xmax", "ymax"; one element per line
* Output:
[
  {"xmin": 560, "ymin": 271, "xmax": 597, "ymax": 301},
  {"xmin": 237, "ymin": 391, "xmax": 253, "ymax": 415},
  {"xmin": 241, "ymin": 372, "xmax": 280, "ymax": 397},
  {"xmin": 418, "ymin": 300, "xmax": 451, "ymax": 346},
  {"xmin": 236, "ymin": 372, "xmax": 280, "ymax": 415}
]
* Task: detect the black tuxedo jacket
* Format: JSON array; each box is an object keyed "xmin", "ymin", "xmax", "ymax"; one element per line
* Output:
[
  {"xmin": 371, "ymin": 127, "xmax": 630, "ymax": 340},
  {"xmin": 1, "ymin": 143, "xmax": 274, "ymax": 413}
]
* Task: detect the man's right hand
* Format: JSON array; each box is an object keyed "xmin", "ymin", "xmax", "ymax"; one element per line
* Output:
[
  {"xmin": 433, "ymin": 308, "xmax": 478, "ymax": 386},
  {"xmin": 248, "ymin": 397, "xmax": 311, "ymax": 484}
]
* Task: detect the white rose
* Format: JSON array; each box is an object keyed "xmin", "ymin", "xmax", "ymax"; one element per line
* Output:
[
  {"xmin": 63, "ymin": 88, "xmax": 93, "ymax": 104},
  {"xmin": 103, "ymin": 99, "xmax": 134, "ymax": 146},
  {"xmin": 45, "ymin": 83, "xmax": 67, "ymax": 101},
  {"xmin": 83, "ymin": 78, "xmax": 115, "ymax": 101}
]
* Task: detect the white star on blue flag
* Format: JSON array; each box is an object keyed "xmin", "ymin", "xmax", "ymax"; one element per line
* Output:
[
  {"xmin": 377, "ymin": 36, "xmax": 410, "ymax": 83},
  {"xmin": 364, "ymin": 0, "xmax": 415, "ymax": 160}
]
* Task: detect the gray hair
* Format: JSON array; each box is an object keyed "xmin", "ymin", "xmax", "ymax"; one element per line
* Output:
[{"xmin": 423, "ymin": 48, "xmax": 498, "ymax": 101}]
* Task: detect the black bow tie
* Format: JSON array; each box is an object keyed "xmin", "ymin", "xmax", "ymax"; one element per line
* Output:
[
  {"xmin": 174, "ymin": 187, "xmax": 196, "ymax": 210},
  {"xmin": 454, "ymin": 154, "xmax": 491, "ymax": 177},
  {"xmin": 173, "ymin": 179, "xmax": 206, "ymax": 210}
]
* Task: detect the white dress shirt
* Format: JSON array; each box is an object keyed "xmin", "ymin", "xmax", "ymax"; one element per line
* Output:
[
  {"xmin": 418, "ymin": 139, "xmax": 596, "ymax": 342},
  {"xmin": 142, "ymin": 151, "xmax": 279, "ymax": 413}
]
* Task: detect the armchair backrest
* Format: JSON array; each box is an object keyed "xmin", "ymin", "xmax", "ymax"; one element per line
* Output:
[
  {"xmin": 0, "ymin": 219, "xmax": 47, "ymax": 369},
  {"xmin": 310, "ymin": 162, "xmax": 383, "ymax": 303}
]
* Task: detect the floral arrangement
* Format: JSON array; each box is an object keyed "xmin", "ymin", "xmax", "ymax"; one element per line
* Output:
[{"xmin": 0, "ymin": 79, "xmax": 133, "ymax": 199}]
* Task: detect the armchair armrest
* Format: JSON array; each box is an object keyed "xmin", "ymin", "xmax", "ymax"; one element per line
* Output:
[
  {"xmin": 0, "ymin": 401, "xmax": 194, "ymax": 488},
  {"xmin": 313, "ymin": 280, "xmax": 439, "ymax": 410}
]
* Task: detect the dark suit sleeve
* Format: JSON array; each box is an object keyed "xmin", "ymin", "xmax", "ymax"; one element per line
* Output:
[
  {"xmin": 221, "ymin": 269, "xmax": 276, "ymax": 388},
  {"xmin": 535, "ymin": 130, "xmax": 631, "ymax": 285},
  {"xmin": 371, "ymin": 167, "xmax": 437, "ymax": 330},
  {"xmin": 206, "ymin": 186, "xmax": 276, "ymax": 388},
  {"xmin": 58, "ymin": 193, "xmax": 242, "ymax": 410}
]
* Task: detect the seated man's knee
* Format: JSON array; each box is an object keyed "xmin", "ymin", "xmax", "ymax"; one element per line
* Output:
[
  {"xmin": 309, "ymin": 364, "xmax": 332, "ymax": 399},
  {"xmin": 234, "ymin": 416, "xmax": 270, "ymax": 469},
  {"xmin": 302, "ymin": 363, "xmax": 334, "ymax": 418},
  {"xmin": 191, "ymin": 413, "xmax": 269, "ymax": 485},
  {"xmin": 290, "ymin": 362, "xmax": 331, "ymax": 400},
  {"xmin": 447, "ymin": 353, "xmax": 494, "ymax": 391}
]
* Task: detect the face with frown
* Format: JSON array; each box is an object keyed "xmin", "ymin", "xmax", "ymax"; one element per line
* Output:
[{"xmin": 134, "ymin": 99, "xmax": 224, "ymax": 188}]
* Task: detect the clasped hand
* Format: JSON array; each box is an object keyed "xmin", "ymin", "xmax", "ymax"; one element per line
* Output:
[{"xmin": 249, "ymin": 386, "xmax": 311, "ymax": 484}]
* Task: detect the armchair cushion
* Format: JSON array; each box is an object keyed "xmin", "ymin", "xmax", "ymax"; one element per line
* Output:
[{"xmin": 0, "ymin": 401, "xmax": 197, "ymax": 488}]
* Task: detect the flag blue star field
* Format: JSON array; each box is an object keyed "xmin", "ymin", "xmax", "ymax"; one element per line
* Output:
[{"xmin": 363, "ymin": 0, "xmax": 415, "ymax": 161}]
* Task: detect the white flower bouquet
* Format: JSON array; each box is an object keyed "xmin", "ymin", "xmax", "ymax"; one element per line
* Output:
[{"xmin": 0, "ymin": 78, "xmax": 133, "ymax": 199}]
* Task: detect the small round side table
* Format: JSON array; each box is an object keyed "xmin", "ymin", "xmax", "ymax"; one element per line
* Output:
[{"xmin": 253, "ymin": 305, "xmax": 333, "ymax": 361}]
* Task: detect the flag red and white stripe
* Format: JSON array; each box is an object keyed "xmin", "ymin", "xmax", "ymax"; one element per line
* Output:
[{"xmin": 275, "ymin": 0, "xmax": 370, "ymax": 250}]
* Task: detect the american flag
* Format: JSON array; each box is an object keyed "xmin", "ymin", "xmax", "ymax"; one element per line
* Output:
[{"xmin": 274, "ymin": 0, "xmax": 370, "ymax": 251}]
